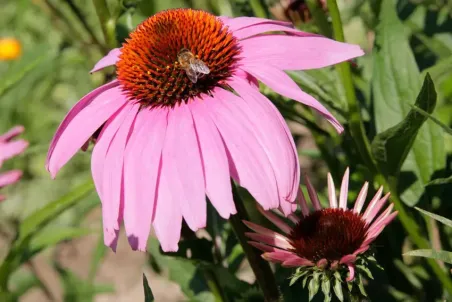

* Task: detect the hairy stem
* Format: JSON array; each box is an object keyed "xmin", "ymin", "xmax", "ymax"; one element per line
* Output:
[
  {"xmin": 229, "ymin": 182, "xmax": 281, "ymax": 302},
  {"xmin": 92, "ymin": 0, "xmax": 118, "ymax": 49}
]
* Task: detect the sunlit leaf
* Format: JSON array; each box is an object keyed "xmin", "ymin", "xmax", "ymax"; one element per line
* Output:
[
  {"xmin": 415, "ymin": 207, "xmax": 452, "ymax": 228},
  {"xmin": 404, "ymin": 249, "xmax": 452, "ymax": 264}
]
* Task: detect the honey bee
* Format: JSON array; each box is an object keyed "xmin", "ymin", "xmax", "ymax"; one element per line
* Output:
[{"xmin": 177, "ymin": 48, "xmax": 210, "ymax": 83}]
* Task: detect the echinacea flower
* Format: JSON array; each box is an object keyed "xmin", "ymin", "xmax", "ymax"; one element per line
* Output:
[
  {"xmin": 0, "ymin": 126, "xmax": 28, "ymax": 201},
  {"xmin": 46, "ymin": 9, "xmax": 364, "ymax": 252},
  {"xmin": 0, "ymin": 38, "xmax": 21, "ymax": 61},
  {"xmin": 245, "ymin": 168, "xmax": 397, "ymax": 299}
]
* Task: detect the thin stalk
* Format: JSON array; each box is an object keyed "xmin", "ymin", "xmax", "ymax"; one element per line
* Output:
[
  {"xmin": 203, "ymin": 269, "xmax": 228, "ymax": 302},
  {"xmin": 250, "ymin": 0, "xmax": 268, "ymax": 18},
  {"xmin": 326, "ymin": 0, "xmax": 452, "ymax": 295},
  {"xmin": 229, "ymin": 182, "xmax": 281, "ymax": 302},
  {"xmin": 92, "ymin": 0, "xmax": 118, "ymax": 49},
  {"xmin": 306, "ymin": 0, "xmax": 332, "ymax": 37}
]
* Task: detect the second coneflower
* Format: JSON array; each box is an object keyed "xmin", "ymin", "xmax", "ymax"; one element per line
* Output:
[
  {"xmin": 245, "ymin": 168, "xmax": 398, "ymax": 300},
  {"xmin": 46, "ymin": 9, "xmax": 364, "ymax": 252}
]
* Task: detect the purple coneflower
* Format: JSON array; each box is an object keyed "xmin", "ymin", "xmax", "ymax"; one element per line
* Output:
[
  {"xmin": 0, "ymin": 126, "xmax": 28, "ymax": 201},
  {"xmin": 46, "ymin": 9, "xmax": 363, "ymax": 252},
  {"xmin": 245, "ymin": 168, "xmax": 397, "ymax": 300}
]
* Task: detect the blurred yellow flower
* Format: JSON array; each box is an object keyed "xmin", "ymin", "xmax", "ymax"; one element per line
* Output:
[{"xmin": 0, "ymin": 38, "xmax": 21, "ymax": 60}]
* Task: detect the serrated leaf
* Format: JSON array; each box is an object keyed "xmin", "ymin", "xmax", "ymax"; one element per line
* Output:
[
  {"xmin": 371, "ymin": 73, "xmax": 437, "ymax": 179},
  {"xmin": 415, "ymin": 207, "xmax": 452, "ymax": 228},
  {"xmin": 143, "ymin": 273, "xmax": 155, "ymax": 301},
  {"xmin": 371, "ymin": 0, "xmax": 445, "ymax": 205},
  {"xmin": 404, "ymin": 249, "xmax": 452, "ymax": 264},
  {"xmin": 333, "ymin": 275, "xmax": 344, "ymax": 302},
  {"xmin": 321, "ymin": 275, "xmax": 331, "ymax": 302}
]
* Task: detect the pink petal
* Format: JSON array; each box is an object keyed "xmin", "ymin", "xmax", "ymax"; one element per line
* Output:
[
  {"xmin": 327, "ymin": 173, "xmax": 338, "ymax": 208},
  {"xmin": 353, "ymin": 245, "xmax": 369, "ymax": 256},
  {"xmin": 339, "ymin": 168, "xmax": 350, "ymax": 210},
  {"xmin": 163, "ymin": 104, "xmax": 206, "ymax": 231},
  {"xmin": 47, "ymin": 80, "xmax": 119, "ymax": 167},
  {"xmin": 353, "ymin": 182, "xmax": 369, "ymax": 214},
  {"xmin": 346, "ymin": 264, "xmax": 355, "ymax": 281},
  {"xmin": 364, "ymin": 193, "xmax": 390, "ymax": 225},
  {"xmin": 257, "ymin": 206, "xmax": 292, "ymax": 234},
  {"xmin": 0, "ymin": 170, "xmax": 22, "ymax": 188},
  {"xmin": 0, "ymin": 125, "xmax": 24, "ymax": 142},
  {"xmin": 262, "ymin": 251, "xmax": 298, "ymax": 263},
  {"xmin": 316, "ymin": 258, "xmax": 328, "ymax": 268},
  {"xmin": 90, "ymin": 48, "xmax": 121, "ymax": 73},
  {"xmin": 243, "ymin": 220, "xmax": 290, "ymax": 244},
  {"xmin": 288, "ymin": 214, "xmax": 299, "ymax": 224},
  {"xmin": 47, "ymin": 83, "xmax": 124, "ymax": 177},
  {"xmin": 296, "ymin": 188, "xmax": 310, "ymax": 216},
  {"xmin": 240, "ymin": 35, "xmax": 364, "ymax": 70},
  {"xmin": 205, "ymin": 90, "xmax": 279, "ymax": 210},
  {"xmin": 0, "ymin": 195, "xmax": 5, "ymax": 202},
  {"xmin": 304, "ymin": 173, "xmax": 321, "ymax": 210},
  {"xmin": 0, "ymin": 140, "xmax": 28, "ymax": 165},
  {"xmin": 101, "ymin": 105, "xmax": 139, "ymax": 249},
  {"xmin": 123, "ymin": 108, "xmax": 168, "ymax": 251},
  {"xmin": 229, "ymin": 76, "xmax": 299, "ymax": 207},
  {"xmin": 248, "ymin": 241, "xmax": 293, "ymax": 253},
  {"xmin": 245, "ymin": 232, "xmax": 293, "ymax": 250},
  {"xmin": 364, "ymin": 211, "xmax": 398, "ymax": 244},
  {"xmin": 282, "ymin": 255, "xmax": 314, "ymax": 267},
  {"xmin": 189, "ymin": 102, "xmax": 236, "ymax": 219},
  {"xmin": 221, "ymin": 16, "xmax": 293, "ymax": 32},
  {"xmin": 362, "ymin": 186, "xmax": 383, "ymax": 221},
  {"xmin": 240, "ymin": 65, "xmax": 343, "ymax": 132},
  {"xmin": 153, "ymin": 164, "xmax": 182, "ymax": 252},
  {"xmin": 372, "ymin": 204, "xmax": 394, "ymax": 227},
  {"xmin": 233, "ymin": 23, "xmax": 315, "ymax": 40},
  {"xmin": 340, "ymin": 254, "xmax": 357, "ymax": 264}
]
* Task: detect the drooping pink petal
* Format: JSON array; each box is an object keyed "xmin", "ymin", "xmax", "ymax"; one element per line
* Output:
[
  {"xmin": 240, "ymin": 35, "xmax": 364, "ymax": 70},
  {"xmin": 91, "ymin": 104, "xmax": 134, "ymax": 200},
  {"xmin": 346, "ymin": 264, "xmax": 355, "ymax": 281},
  {"xmin": 47, "ymin": 80, "xmax": 120, "ymax": 167},
  {"xmin": 245, "ymin": 232, "xmax": 293, "ymax": 250},
  {"xmin": 101, "ymin": 105, "xmax": 139, "ymax": 249},
  {"xmin": 353, "ymin": 245, "xmax": 369, "ymax": 256},
  {"xmin": 232, "ymin": 23, "xmax": 316, "ymax": 40},
  {"xmin": 282, "ymin": 255, "xmax": 314, "ymax": 267},
  {"xmin": 364, "ymin": 193, "xmax": 390, "ymax": 225},
  {"xmin": 220, "ymin": 16, "xmax": 293, "ymax": 32},
  {"xmin": 339, "ymin": 168, "xmax": 349, "ymax": 210},
  {"xmin": 123, "ymin": 108, "xmax": 168, "ymax": 251},
  {"xmin": 162, "ymin": 103, "xmax": 206, "ymax": 231},
  {"xmin": 340, "ymin": 254, "xmax": 357, "ymax": 264},
  {"xmin": 232, "ymin": 70, "xmax": 259, "ymax": 88},
  {"xmin": 189, "ymin": 101, "xmax": 236, "ymax": 219},
  {"xmin": 229, "ymin": 76, "xmax": 299, "ymax": 206},
  {"xmin": 90, "ymin": 48, "xmax": 121, "ymax": 73},
  {"xmin": 327, "ymin": 173, "xmax": 338, "ymax": 208},
  {"xmin": 0, "ymin": 125, "xmax": 24, "ymax": 141},
  {"xmin": 47, "ymin": 84, "xmax": 125, "ymax": 177},
  {"xmin": 0, "ymin": 170, "xmax": 22, "ymax": 188},
  {"xmin": 0, "ymin": 139, "xmax": 28, "ymax": 166},
  {"xmin": 153, "ymin": 164, "xmax": 182, "ymax": 252},
  {"xmin": 249, "ymin": 241, "xmax": 293, "ymax": 254},
  {"xmin": 262, "ymin": 251, "xmax": 298, "ymax": 263},
  {"xmin": 257, "ymin": 206, "xmax": 292, "ymax": 234},
  {"xmin": 205, "ymin": 90, "xmax": 279, "ymax": 210},
  {"xmin": 362, "ymin": 186, "xmax": 383, "ymax": 221},
  {"xmin": 304, "ymin": 173, "xmax": 321, "ymax": 210},
  {"xmin": 353, "ymin": 181, "xmax": 369, "ymax": 214},
  {"xmin": 240, "ymin": 65, "xmax": 343, "ymax": 132},
  {"xmin": 243, "ymin": 220, "xmax": 290, "ymax": 244}
]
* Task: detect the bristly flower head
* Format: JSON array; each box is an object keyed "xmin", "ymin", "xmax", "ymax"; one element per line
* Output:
[
  {"xmin": 0, "ymin": 126, "xmax": 28, "ymax": 201},
  {"xmin": 46, "ymin": 8, "xmax": 364, "ymax": 252},
  {"xmin": 245, "ymin": 168, "xmax": 397, "ymax": 301}
]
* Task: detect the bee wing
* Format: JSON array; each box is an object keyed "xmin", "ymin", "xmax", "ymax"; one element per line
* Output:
[
  {"xmin": 190, "ymin": 59, "xmax": 210, "ymax": 74},
  {"xmin": 185, "ymin": 67, "xmax": 198, "ymax": 83}
]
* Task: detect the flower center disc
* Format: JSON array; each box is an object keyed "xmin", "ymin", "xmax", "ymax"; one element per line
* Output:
[
  {"xmin": 116, "ymin": 9, "xmax": 240, "ymax": 107},
  {"xmin": 289, "ymin": 208, "xmax": 369, "ymax": 262}
]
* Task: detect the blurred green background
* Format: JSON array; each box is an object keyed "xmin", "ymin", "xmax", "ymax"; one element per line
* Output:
[{"xmin": 1, "ymin": 0, "xmax": 452, "ymax": 301}]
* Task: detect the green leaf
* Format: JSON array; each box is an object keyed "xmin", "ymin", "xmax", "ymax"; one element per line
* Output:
[
  {"xmin": 321, "ymin": 275, "xmax": 331, "ymax": 302},
  {"xmin": 333, "ymin": 273, "xmax": 344, "ymax": 302},
  {"xmin": 357, "ymin": 274, "xmax": 367, "ymax": 297},
  {"xmin": 426, "ymin": 176, "xmax": 452, "ymax": 187},
  {"xmin": 356, "ymin": 264, "xmax": 374, "ymax": 280},
  {"xmin": 143, "ymin": 273, "xmax": 155, "ymax": 302},
  {"xmin": 371, "ymin": 0, "xmax": 445, "ymax": 205},
  {"xmin": 371, "ymin": 73, "xmax": 437, "ymax": 179},
  {"xmin": 415, "ymin": 207, "xmax": 452, "ymax": 228},
  {"xmin": 408, "ymin": 104, "xmax": 452, "ymax": 136},
  {"xmin": 394, "ymin": 259, "xmax": 422, "ymax": 289},
  {"xmin": 404, "ymin": 249, "xmax": 452, "ymax": 264},
  {"xmin": 28, "ymin": 227, "xmax": 92, "ymax": 256},
  {"xmin": 308, "ymin": 272, "xmax": 320, "ymax": 301}
]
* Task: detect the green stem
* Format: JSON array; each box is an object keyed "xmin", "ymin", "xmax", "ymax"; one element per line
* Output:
[
  {"xmin": 203, "ymin": 269, "xmax": 228, "ymax": 302},
  {"xmin": 326, "ymin": 0, "xmax": 376, "ymax": 174},
  {"xmin": 229, "ymin": 183, "xmax": 281, "ymax": 302},
  {"xmin": 306, "ymin": 0, "xmax": 332, "ymax": 37},
  {"xmin": 250, "ymin": 0, "xmax": 268, "ymax": 18},
  {"xmin": 326, "ymin": 0, "xmax": 452, "ymax": 295},
  {"xmin": 92, "ymin": 0, "xmax": 118, "ymax": 49}
]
